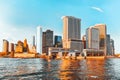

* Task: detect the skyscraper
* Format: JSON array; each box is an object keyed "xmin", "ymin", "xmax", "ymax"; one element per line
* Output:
[
  {"xmin": 106, "ymin": 34, "xmax": 112, "ymax": 55},
  {"xmin": 94, "ymin": 24, "xmax": 107, "ymax": 56},
  {"xmin": 86, "ymin": 27, "xmax": 99, "ymax": 49},
  {"xmin": 33, "ymin": 36, "xmax": 35, "ymax": 47},
  {"xmin": 110, "ymin": 39, "xmax": 115, "ymax": 55},
  {"xmin": 36, "ymin": 26, "xmax": 42, "ymax": 54},
  {"xmin": 42, "ymin": 29, "xmax": 53, "ymax": 54},
  {"xmin": 2, "ymin": 39, "xmax": 9, "ymax": 54},
  {"xmin": 62, "ymin": 16, "xmax": 82, "ymax": 52},
  {"xmin": 54, "ymin": 35, "xmax": 62, "ymax": 47}
]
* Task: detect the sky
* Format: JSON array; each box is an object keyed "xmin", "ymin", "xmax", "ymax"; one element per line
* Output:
[{"xmin": 0, "ymin": 0, "xmax": 120, "ymax": 53}]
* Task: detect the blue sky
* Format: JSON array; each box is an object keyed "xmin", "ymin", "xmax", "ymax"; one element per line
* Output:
[{"xmin": 0, "ymin": 0, "xmax": 120, "ymax": 53}]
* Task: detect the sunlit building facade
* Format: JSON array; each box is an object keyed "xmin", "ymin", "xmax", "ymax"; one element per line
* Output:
[
  {"xmin": 15, "ymin": 41, "xmax": 23, "ymax": 53},
  {"xmin": 94, "ymin": 24, "xmax": 107, "ymax": 56},
  {"xmin": 2, "ymin": 39, "xmax": 9, "ymax": 54},
  {"xmin": 36, "ymin": 26, "xmax": 42, "ymax": 54},
  {"xmin": 62, "ymin": 16, "xmax": 82, "ymax": 52},
  {"xmin": 10, "ymin": 43, "xmax": 14, "ymax": 52},
  {"xmin": 86, "ymin": 27, "xmax": 99, "ymax": 49}
]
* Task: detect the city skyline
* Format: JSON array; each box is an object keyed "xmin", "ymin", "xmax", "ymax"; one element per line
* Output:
[{"xmin": 0, "ymin": 0, "xmax": 120, "ymax": 53}]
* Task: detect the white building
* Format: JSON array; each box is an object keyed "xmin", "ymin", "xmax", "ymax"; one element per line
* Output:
[
  {"xmin": 86, "ymin": 27, "xmax": 99, "ymax": 50},
  {"xmin": 36, "ymin": 26, "xmax": 42, "ymax": 54}
]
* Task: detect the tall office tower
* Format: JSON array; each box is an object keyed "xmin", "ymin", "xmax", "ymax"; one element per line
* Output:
[
  {"xmin": 106, "ymin": 34, "xmax": 112, "ymax": 55},
  {"xmin": 86, "ymin": 27, "xmax": 99, "ymax": 49},
  {"xmin": 94, "ymin": 24, "xmax": 107, "ymax": 56},
  {"xmin": 23, "ymin": 38, "xmax": 28, "ymax": 52},
  {"xmin": 2, "ymin": 39, "xmax": 9, "ymax": 54},
  {"xmin": 33, "ymin": 36, "xmax": 35, "ymax": 47},
  {"xmin": 42, "ymin": 29, "xmax": 53, "ymax": 54},
  {"xmin": 82, "ymin": 35, "xmax": 86, "ymax": 49},
  {"xmin": 10, "ymin": 43, "xmax": 14, "ymax": 52},
  {"xmin": 62, "ymin": 16, "xmax": 82, "ymax": 52},
  {"xmin": 54, "ymin": 35, "xmax": 62, "ymax": 47},
  {"xmin": 36, "ymin": 26, "xmax": 42, "ymax": 54},
  {"xmin": 110, "ymin": 39, "xmax": 115, "ymax": 55}
]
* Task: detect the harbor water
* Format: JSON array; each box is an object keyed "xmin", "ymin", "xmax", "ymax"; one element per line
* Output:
[{"xmin": 0, "ymin": 58, "xmax": 120, "ymax": 80}]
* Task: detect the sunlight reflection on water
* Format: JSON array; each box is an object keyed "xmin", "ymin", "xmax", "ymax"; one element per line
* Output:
[{"xmin": 0, "ymin": 58, "xmax": 120, "ymax": 80}]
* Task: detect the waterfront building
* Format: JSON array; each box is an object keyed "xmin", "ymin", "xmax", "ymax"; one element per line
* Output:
[
  {"xmin": 86, "ymin": 27, "xmax": 99, "ymax": 50},
  {"xmin": 54, "ymin": 35, "xmax": 62, "ymax": 47},
  {"xmin": 10, "ymin": 43, "xmax": 14, "ymax": 52},
  {"xmin": 106, "ymin": 34, "xmax": 112, "ymax": 55},
  {"xmin": 94, "ymin": 24, "xmax": 107, "ymax": 56},
  {"xmin": 42, "ymin": 29, "xmax": 53, "ymax": 54},
  {"xmin": 36, "ymin": 26, "xmax": 42, "ymax": 54},
  {"xmin": 62, "ymin": 16, "xmax": 82, "ymax": 52},
  {"xmin": 33, "ymin": 35, "xmax": 35, "ymax": 47},
  {"xmin": 110, "ymin": 39, "xmax": 115, "ymax": 55},
  {"xmin": 15, "ymin": 41, "xmax": 23, "ymax": 53},
  {"xmin": 23, "ymin": 38, "xmax": 28, "ymax": 52},
  {"xmin": 82, "ymin": 35, "xmax": 86, "ymax": 49},
  {"xmin": 2, "ymin": 39, "xmax": 9, "ymax": 54}
]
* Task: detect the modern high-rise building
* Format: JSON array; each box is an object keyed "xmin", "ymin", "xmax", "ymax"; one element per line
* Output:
[
  {"xmin": 94, "ymin": 24, "xmax": 107, "ymax": 56},
  {"xmin": 42, "ymin": 29, "xmax": 53, "ymax": 54},
  {"xmin": 110, "ymin": 39, "xmax": 115, "ymax": 55},
  {"xmin": 106, "ymin": 34, "xmax": 112, "ymax": 55},
  {"xmin": 54, "ymin": 35, "xmax": 62, "ymax": 47},
  {"xmin": 33, "ymin": 36, "xmax": 35, "ymax": 47},
  {"xmin": 62, "ymin": 16, "xmax": 82, "ymax": 52},
  {"xmin": 86, "ymin": 27, "xmax": 99, "ymax": 50},
  {"xmin": 36, "ymin": 26, "xmax": 42, "ymax": 54},
  {"xmin": 2, "ymin": 39, "xmax": 9, "ymax": 54}
]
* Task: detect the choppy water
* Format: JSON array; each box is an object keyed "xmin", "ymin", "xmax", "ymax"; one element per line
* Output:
[{"xmin": 0, "ymin": 58, "xmax": 120, "ymax": 80}]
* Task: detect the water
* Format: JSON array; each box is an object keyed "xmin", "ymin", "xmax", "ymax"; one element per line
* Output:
[{"xmin": 0, "ymin": 58, "xmax": 120, "ymax": 80}]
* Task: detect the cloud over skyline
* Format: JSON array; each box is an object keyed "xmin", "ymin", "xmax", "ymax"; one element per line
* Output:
[{"xmin": 91, "ymin": 6, "xmax": 104, "ymax": 13}]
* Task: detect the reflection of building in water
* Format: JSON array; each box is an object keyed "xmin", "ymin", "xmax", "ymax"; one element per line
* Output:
[
  {"xmin": 59, "ymin": 60, "xmax": 82, "ymax": 80},
  {"xmin": 86, "ymin": 59, "xmax": 105, "ymax": 80}
]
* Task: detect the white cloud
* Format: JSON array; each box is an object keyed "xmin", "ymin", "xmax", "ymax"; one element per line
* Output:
[{"xmin": 91, "ymin": 6, "xmax": 104, "ymax": 13}]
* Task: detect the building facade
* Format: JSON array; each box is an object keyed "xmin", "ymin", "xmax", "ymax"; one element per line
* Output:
[
  {"xmin": 62, "ymin": 16, "xmax": 82, "ymax": 52},
  {"xmin": 86, "ymin": 27, "xmax": 99, "ymax": 50},
  {"xmin": 110, "ymin": 39, "xmax": 115, "ymax": 55},
  {"xmin": 2, "ymin": 39, "xmax": 9, "ymax": 54},
  {"xmin": 94, "ymin": 24, "xmax": 107, "ymax": 56},
  {"xmin": 54, "ymin": 35, "xmax": 62, "ymax": 47},
  {"xmin": 42, "ymin": 29, "xmax": 53, "ymax": 54},
  {"xmin": 106, "ymin": 34, "xmax": 112, "ymax": 55},
  {"xmin": 36, "ymin": 26, "xmax": 42, "ymax": 54}
]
